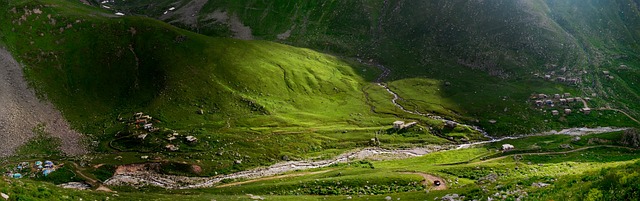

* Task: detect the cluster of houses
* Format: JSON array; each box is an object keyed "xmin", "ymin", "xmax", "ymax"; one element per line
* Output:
[
  {"xmin": 538, "ymin": 74, "xmax": 581, "ymax": 85},
  {"xmin": 129, "ymin": 112, "xmax": 200, "ymax": 152},
  {"xmin": 534, "ymin": 64, "xmax": 581, "ymax": 85},
  {"xmin": 535, "ymin": 64, "xmax": 621, "ymax": 86},
  {"xmin": 163, "ymin": 132, "xmax": 198, "ymax": 152},
  {"xmin": 133, "ymin": 112, "xmax": 158, "ymax": 132},
  {"xmin": 4, "ymin": 161, "xmax": 57, "ymax": 179},
  {"xmin": 393, "ymin": 121, "xmax": 418, "ymax": 130},
  {"xmin": 531, "ymin": 93, "xmax": 592, "ymax": 115},
  {"xmin": 602, "ymin": 71, "xmax": 615, "ymax": 80}
]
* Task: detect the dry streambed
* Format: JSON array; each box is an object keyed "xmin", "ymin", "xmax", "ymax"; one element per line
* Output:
[
  {"xmin": 104, "ymin": 126, "xmax": 627, "ymax": 189},
  {"xmin": 104, "ymin": 146, "xmax": 446, "ymax": 189}
]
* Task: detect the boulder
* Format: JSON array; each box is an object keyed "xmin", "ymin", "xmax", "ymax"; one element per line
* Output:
[
  {"xmin": 186, "ymin": 136, "xmax": 198, "ymax": 143},
  {"xmin": 532, "ymin": 182, "xmax": 550, "ymax": 188},
  {"xmin": 247, "ymin": 194, "xmax": 264, "ymax": 200}
]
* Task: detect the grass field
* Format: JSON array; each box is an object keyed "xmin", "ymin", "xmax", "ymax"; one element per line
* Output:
[{"xmin": 1, "ymin": 0, "xmax": 640, "ymax": 200}]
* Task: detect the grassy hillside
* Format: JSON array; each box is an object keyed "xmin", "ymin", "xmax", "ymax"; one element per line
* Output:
[
  {"xmin": 1, "ymin": 0, "xmax": 640, "ymax": 200},
  {"xmin": 1, "ymin": 0, "xmax": 379, "ymax": 130},
  {"xmin": 95, "ymin": 0, "xmax": 640, "ymax": 135},
  {"xmin": 1, "ymin": 0, "xmax": 479, "ymax": 176}
]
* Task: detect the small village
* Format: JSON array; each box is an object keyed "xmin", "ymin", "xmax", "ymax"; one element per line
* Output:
[
  {"xmin": 530, "ymin": 91, "xmax": 593, "ymax": 116},
  {"xmin": 126, "ymin": 112, "xmax": 198, "ymax": 152},
  {"xmin": 533, "ymin": 64, "xmax": 624, "ymax": 86},
  {"xmin": 533, "ymin": 64, "xmax": 583, "ymax": 86},
  {"xmin": 4, "ymin": 160, "xmax": 58, "ymax": 179}
]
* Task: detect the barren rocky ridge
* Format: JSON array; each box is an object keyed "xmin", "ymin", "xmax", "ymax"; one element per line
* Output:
[{"xmin": 0, "ymin": 48, "xmax": 86, "ymax": 157}]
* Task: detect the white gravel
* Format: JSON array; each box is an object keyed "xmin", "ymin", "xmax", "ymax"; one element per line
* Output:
[
  {"xmin": 104, "ymin": 146, "xmax": 447, "ymax": 189},
  {"xmin": 0, "ymin": 48, "xmax": 87, "ymax": 157}
]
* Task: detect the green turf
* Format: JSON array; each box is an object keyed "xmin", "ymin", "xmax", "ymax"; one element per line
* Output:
[
  {"xmin": 2, "ymin": 0, "xmax": 640, "ymax": 200},
  {"xmin": 0, "ymin": 0, "xmax": 481, "ymax": 176}
]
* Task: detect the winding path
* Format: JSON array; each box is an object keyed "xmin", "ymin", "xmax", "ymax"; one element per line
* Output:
[
  {"xmin": 360, "ymin": 59, "xmax": 490, "ymax": 137},
  {"xmin": 599, "ymin": 108, "xmax": 640, "ymax": 125},
  {"xmin": 457, "ymin": 145, "xmax": 636, "ymax": 165}
]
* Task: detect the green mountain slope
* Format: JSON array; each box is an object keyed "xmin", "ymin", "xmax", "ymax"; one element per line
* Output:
[
  {"xmin": 2, "ymin": 0, "xmax": 640, "ymax": 200},
  {"xmin": 100, "ymin": 0, "xmax": 640, "ymax": 135},
  {"xmin": 1, "ymin": 0, "xmax": 386, "ymax": 130},
  {"xmin": 2, "ymin": 0, "xmax": 467, "ymax": 175}
]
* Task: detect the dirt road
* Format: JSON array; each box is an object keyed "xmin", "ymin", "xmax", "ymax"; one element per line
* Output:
[
  {"xmin": 0, "ymin": 48, "xmax": 86, "ymax": 157},
  {"xmin": 599, "ymin": 108, "xmax": 640, "ymax": 125},
  {"xmin": 468, "ymin": 145, "xmax": 636, "ymax": 165},
  {"xmin": 403, "ymin": 172, "xmax": 447, "ymax": 190}
]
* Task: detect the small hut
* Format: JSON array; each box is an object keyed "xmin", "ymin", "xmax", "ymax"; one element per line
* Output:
[
  {"xmin": 186, "ymin": 136, "xmax": 198, "ymax": 143},
  {"xmin": 545, "ymin": 100, "xmax": 554, "ymax": 105},
  {"xmin": 502, "ymin": 144, "xmax": 515, "ymax": 151},
  {"xmin": 564, "ymin": 109, "xmax": 572, "ymax": 115},
  {"xmin": 393, "ymin": 121, "xmax": 405, "ymax": 129},
  {"xmin": 552, "ymin": 110, "xmax": 560, "ymax": 116},
  {"xmin": 535, "ymin": 100, "xmax": 543, "ymax": 106},
  {"xmin": 538, "ymin": 94, "xmax": 547, "ymax": 99}
]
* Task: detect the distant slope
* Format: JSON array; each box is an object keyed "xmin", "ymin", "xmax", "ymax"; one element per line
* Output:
[
  {"xmin": 100, "ymin": 0, "xmax": 640, "ymax": 135},
  {"xmin": 99, "ymin": 0, "xmax": 611, "ymax": 73},
  {"xmin": 105, "ymin": 0, "xmax": 640, "ymax": 77},
  {"xmin": 0, "ymin": 0, "xmax": 397, "ymax": 138}
]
